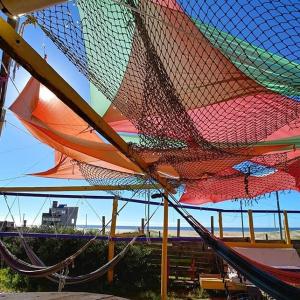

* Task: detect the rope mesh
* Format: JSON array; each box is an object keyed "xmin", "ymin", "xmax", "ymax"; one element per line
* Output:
[{"xmin": 32, "ymin": 0, "xmax": 300, "ymax": 200}]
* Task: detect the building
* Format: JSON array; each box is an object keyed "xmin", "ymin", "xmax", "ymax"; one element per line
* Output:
[
  {"xmin": 0, "ymin": 221, "xmax": 14, "ymax": 231},
  {"xmin": 42, "ymin": 201, "xmax": 78, "ymax": 228}
]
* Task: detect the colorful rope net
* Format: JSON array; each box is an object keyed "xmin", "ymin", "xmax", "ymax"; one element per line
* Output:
[{"xmin": 11, "ymin": 0, "xmax": 300, "ymax": 203}]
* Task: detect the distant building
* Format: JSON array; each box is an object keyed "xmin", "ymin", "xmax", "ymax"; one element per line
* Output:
[
  {"xmin": 0, "ymin": 221, "xmax": 14, "ymax": 231},
  {"xmin": 42, "ymin": 201, "xmax": 78, "ymax": 228}
]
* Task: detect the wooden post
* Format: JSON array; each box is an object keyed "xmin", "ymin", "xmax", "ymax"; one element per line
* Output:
[
  {"xmin": 161, "ymin": 192, "xmax": 168, "ymax": 300},
  {"xmin": 276, "ymin": 191, "xmax": 283, "ymax": 241},
  {"xmin": 218, "ymin": 212, "xmax": 223, "ymax": 239},
  {"xmin": 240, "ymin": 201, "xmax": 245, "ymax": 238},
  {"xmin": 177, "ymin": 219, "xmax": 180, "ymax": 237},
  {"xmin": 141, "ymin": 218, "xmax": 145, "ymax": 235},
  {"xmin": 107, "ymin": 197, "xmax": 118, "ymax": 284},
  {"xmin": 147, "ymin": 190, "xmax": 150, "ymax": 237},
  {"xmin": 211, "ymin": 216, "xmax": 214, "ymax": 235},
  {"xmin": 283, "ymin": 210, "xmax": 291, "ymax": 245},
  {"xmin": 248, "ymin": 210, "xmax": 255, "ymax": 244},
  {"xmin": 102, "ymin": 216, "xmax": 105, "ymax": 236}
]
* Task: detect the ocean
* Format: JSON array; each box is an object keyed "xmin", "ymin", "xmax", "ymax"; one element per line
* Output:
[{"xmin": 77, "ymin": 225, "xmax": 300, "ymax": 232}]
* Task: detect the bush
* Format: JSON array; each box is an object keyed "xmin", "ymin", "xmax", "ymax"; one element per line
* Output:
[
  {"xmin": 0, "ymin": 228, "xmax": 160, "ymax": 298},
  {"xmin": 0, "ymin": 268, "xmax": 29, "ymax": 292}
]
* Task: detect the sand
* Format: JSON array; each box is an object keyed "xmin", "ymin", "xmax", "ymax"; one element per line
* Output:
[{"xmin": 128, "ymin": 229, "xmax": 300, "ymax": 240}]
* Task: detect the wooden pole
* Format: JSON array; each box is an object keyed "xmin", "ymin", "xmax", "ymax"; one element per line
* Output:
[
  {"xmin": 107, "ymin": 197, "xmax": 118, "ymax": 284},
  {"xmin": 210, "ymin": 216, "xmax": 214, "ymax": 235},
  {"xmin": 240, "ymin": 201, "xmax": 245, "ymax": 238},
  {"xmin": 141, "ymin": 218, "xmax": 145, "ymax": 235},
  {"xmin": 276, "ymin": 191, "xmax": 283, "ymax": 241},
  {"xmin": 218, "ymin": 211, "xmax": 223, "ymax": 239},
  {"xmin": 248, "ymin": 210, "xmax": 255, "ymax": 244},
  {"xmin": 177, "ymin": 219, "xmax": 180, "ymax": 238},
  {"xmin": 161, "ymin": 193, "xmax": 168, "ymax": 300},
  {"xmin": 283, "ymin": 210, "xmax": 291, "ymax": 245},
  {"xmin": 102, "ymin": 216, "xmax": 105, "ymax": 236}
]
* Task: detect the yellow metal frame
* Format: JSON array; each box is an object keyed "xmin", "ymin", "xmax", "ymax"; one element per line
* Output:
[
  {"xmin": 0, "ymin": 184, "xmax": 159, "ymax": 192},
  {"xmin": 0, "ymin": 17, "xmax": 175, "ymax": 194}
]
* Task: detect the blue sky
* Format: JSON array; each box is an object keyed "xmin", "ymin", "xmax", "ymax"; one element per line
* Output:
[{"xmin": 0, "ymin": 11, "xmax": 300, "ymax": 231}]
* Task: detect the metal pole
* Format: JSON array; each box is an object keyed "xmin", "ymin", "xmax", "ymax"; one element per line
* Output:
[
  {"xmin": 240, "ymin": 201, "xmax": 245, "ymax": 238},
  {"xmin": 276, "ymin": 191, "xmax": 283, "ymax": 241},
  {"xmin": 0, "ymin": 16, "xmax": 17, "ymax": 137},
  {"xmin": 210, "ymin": 215, "xmax": 214, "ymax": 235}
]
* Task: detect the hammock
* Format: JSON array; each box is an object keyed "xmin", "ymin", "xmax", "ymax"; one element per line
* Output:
[
  {"xmin": 0, "ymin": 236, "xmax": 136, "ymax": 283},
  {"xmin": 167, "ymin": 196, "xmax": 300, "ymax": 300},
  {"xmin": 21, "ymin": 236, "xmax": 137, "ymax": 284},
  {"xmin": 0, "ymin": 238, "xmax": 95, "ymax": 277}
]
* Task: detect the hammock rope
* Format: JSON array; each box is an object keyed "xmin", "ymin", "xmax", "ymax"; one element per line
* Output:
[
  {"xmin": 0, "ymin": 191, "xmax": 162, "ymax": 285},
  {"xmin": 163, "ymin": 192, "xmax": 300, "ymax": 300}
]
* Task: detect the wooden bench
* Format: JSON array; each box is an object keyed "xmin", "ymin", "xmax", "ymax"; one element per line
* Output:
[{"xmin": 199, "ymin": 274, "xmax": 246, "ymax": 292}]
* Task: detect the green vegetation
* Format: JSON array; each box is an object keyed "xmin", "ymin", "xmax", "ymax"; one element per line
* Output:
[{"xmin": 0, "ymin": 227, "xmax": 207, "ymax": 299}]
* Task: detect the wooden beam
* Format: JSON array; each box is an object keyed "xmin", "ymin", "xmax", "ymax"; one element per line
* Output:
[
  {"xmin": 0, "ymin": 17, "xmax": 17, "ymax": 137},
  {"xmin": 161, "ymin": 192, "xmax": 168, "ymax": 300},
  {"xmin": 0, "ymin": 184, "xmax": 159, "ymax": 192},
  {"xmin": 0, "ymin": 17, "xmax": 175, "ymax": 194},
  {"xmin": 107, "ymin": 197, "xmax": 118, "ymax": 284}
]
